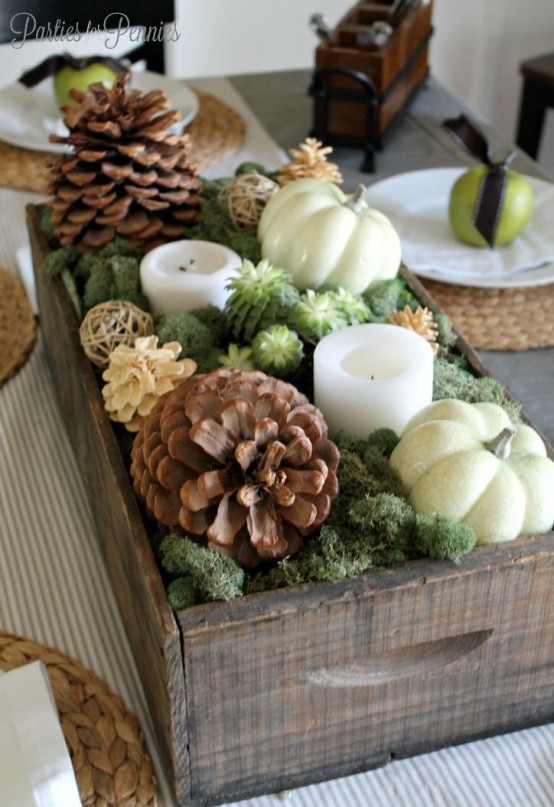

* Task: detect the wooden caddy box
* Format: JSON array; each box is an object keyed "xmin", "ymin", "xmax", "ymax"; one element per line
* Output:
[
  {"xmin": 28, "ymin": 206, "xmax": 554, "ymax": 807},
  {"xmin": 310, "ymin": 1, "xmax": 434, "ymax": 170}
]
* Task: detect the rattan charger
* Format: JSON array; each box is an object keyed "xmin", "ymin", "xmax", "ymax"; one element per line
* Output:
[
  {"xmin": 0, "ymin": 268, "xmax": 36, "ymax": 388},
  {"xmin": 423, "ymin": 277, "xmax": 554, "ymax": 351},
  {"xmin": 0, "ymin": 632, "xmax": 157, "ymax": 806}
]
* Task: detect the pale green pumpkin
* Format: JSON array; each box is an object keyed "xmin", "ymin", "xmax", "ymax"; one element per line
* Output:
[
  {"xmin": 257, "ymin": 179, "xmax": 401, "ymax": 294},
  {"xmin": 389, "ymin": 399, "xmax": 554, "ymax": 544}
]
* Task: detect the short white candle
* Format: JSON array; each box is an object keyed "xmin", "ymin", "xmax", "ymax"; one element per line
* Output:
[
  {"xmin": 140, "ymin": 239, "xmax": 242, "ymax": 314},
  {"xmin": 313, "ymin": 323, "xmax": 434, "ymax": 438}
]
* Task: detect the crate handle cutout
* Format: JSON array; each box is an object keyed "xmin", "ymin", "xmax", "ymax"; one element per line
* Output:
[{"xmin": 300, "ymin": 629, "xmax": 493, "ymax": 687}]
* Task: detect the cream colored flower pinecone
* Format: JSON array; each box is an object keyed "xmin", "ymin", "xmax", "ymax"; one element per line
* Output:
[
  {"xmin": 276, "ymin": 137, "xmax": 343, "ymax": 185},
  {"xmin": 102, "ymin": 335, "xmax": 196, "ymax": 431},
  {"xmin": 387, "ymin": 305, "xmax": 439, "ymax": 354}
]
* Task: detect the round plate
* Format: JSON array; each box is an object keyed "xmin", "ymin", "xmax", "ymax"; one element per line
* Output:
[
  {"xmin": 365, "ymin": 167, "xmax": 554, "ymax": 288},
  {"xmin": 0, "ymin": 70, "xmax": 199, "ymax": 154}
]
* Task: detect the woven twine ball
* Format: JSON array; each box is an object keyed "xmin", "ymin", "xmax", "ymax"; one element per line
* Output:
[
  {"xmin": 79, "ymin": 300, "xmax": 154, "ymax": 368},
  {"xmin": 220, "ymin": 171, "xmax": 280, "ymax": 231}
]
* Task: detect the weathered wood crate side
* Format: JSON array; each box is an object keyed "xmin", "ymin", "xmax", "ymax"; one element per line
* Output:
[
  {"xmin": 28, "ymin": 205, "xmax": 554, "ymax": 807},
  {"xmin": 178, "ymin": 535, "xmax": 554, "ymax": 804},
  {"xmin": 27, "ymin": 206, "xmax": 192, "ymax": 805}
]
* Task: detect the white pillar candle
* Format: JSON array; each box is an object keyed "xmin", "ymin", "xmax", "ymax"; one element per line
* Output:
[
  {"xmin": 314, "ymin": 323, "xmax": 434, "ymax": 438},
  {"xmin": 140, "ymin": 239, "xmax": 242, "ymax": 314}
]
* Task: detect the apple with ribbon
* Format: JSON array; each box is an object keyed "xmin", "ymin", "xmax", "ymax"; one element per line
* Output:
[
  {"xmin": 443, "ymin": 115, "xmax": 534, "ymax": 248},
  {"xmin": 54, "ymin": 60, "xmax": 121, "ymax": 107},
  {"xmin": 18, "ymin": 53, "xmax": 128, "ymax": 108}
]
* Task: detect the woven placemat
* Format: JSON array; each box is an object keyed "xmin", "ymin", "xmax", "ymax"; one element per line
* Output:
[
  {"xmin": 0, "ymin": 269, "xmax": 36, "ymax": 388},
  {"xmin": 0, "ymin": 90, "xmax": 245, "ymax": 195},
  {"xmin": 187, "ymin": 89, "xmax": 245, "ymax": 171},
  {"xmin": 0, "ymin": 632, "xmax": 157, "ymax": 806},
  {"xmin": 422, "ymin": 277, "xmax": 554, "ymax": 351}
]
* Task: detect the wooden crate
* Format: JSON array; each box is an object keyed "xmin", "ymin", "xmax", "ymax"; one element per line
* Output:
[
  {"xmin": 28, "ymin": 206, "xmax": 554, "ymax": 807},
  {"xmin": 311, "ymin": 1, "xmax": 434, "ymax": 170}
]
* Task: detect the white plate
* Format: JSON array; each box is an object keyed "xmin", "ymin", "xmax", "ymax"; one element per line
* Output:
[
  {"xmin": 365, "ymin": 167, "xmax": 554, "ymax": 288},
  {"xmin": 0, "ymin": 71, "xmax": 199, "ymax": 154}
]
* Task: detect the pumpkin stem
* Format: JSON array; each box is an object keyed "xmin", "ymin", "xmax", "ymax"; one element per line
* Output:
[
  {"xmin": 485, "ymin": 427, "xmax": 516, "ymax": 459},
  {"xmin": 344, "ymin": 184, "xmax": 367, "ymax": 214}
]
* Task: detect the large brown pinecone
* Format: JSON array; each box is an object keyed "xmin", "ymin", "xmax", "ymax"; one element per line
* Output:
[
  {"xmin": 48, "ymin": 72, "xmax": 203, "ymax": 251},
  {"xmin": 130, "ymin": 368, "xmax": 340, "ymax": 568}
]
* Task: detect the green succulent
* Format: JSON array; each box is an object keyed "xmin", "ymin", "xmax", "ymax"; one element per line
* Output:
[
  {"xmin": 291, "ymin": 289, "xmax": 349, "ymax": 342},
  {"xmin": 224, "ymin": 258, "xmax": 300, "ymax": 342},
  {"xmin": 218, "ymin": 343, "xmax": 256, "ymax": 371},
  {"xmin": 328, "ymin": 286, "xmax": 371, "ymax": 325},
  {"xmin": 251, "ymin": 324, "xmax": 304, "ymax": 376}
]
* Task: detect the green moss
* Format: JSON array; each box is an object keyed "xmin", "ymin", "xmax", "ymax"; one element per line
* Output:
[
  {"xmin": 43, "ymin": 245, "xmax": 79, "ymax": 277},
  {"xmin": 154, "ymin": 310, "xmax": 221, "ymax": 372},
  {"xmin": 433, "ymin": 357, "xmax": 521, "ymax": 422},
  {"xmin": 188, "ymin": 189, "xmax": 262, "ymax": 263},
  {"xmin": 434, "ymin": 313, "xmax": 458, "ymax": 349},
  {"xmin": 61, "ymin": 269, "xmax": 82, "ymax": 319},
  {"xmin": 190, "ymin": 304, "xmax": 229, "ymax": 345},
  {"xmin": 167, "ymin": 577, "xmax": 202, "ymax": 610},
  {"xmin": 159, "ymin": 533, "xmax": 245, "ymax": 604},
  {"xmin": 348, "ymin": 493, "xmax": 417, "ymax": 564},
  {"xmin": 362, "ymin": 277, "xmax": 414, "ymax": 320},
  {"xmin": 415, "ymin": 514, "xmax": 477, "ymax": 561}
]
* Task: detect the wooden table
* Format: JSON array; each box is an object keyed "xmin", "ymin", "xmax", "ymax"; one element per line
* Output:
[{"xmin": 231, "ymin": 70, "xmax": 554, "ymax": 444}]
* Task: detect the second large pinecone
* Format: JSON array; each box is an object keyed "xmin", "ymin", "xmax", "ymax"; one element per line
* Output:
[
  {"xmin": 48, "ymin": 72, "xmax": 203, "ymax": 251},
  {"xmin": 130, "ymin": 368, "xmax": 340, "ymax": 568}
]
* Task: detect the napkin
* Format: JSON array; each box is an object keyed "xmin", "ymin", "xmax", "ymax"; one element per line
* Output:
[
  {"xmin": 0, "ymin": 661, "xmax": 81, "ymax": 807},
  {"xmin": 367, "ymin": 169, "xmax": 554, "ymax": 285}
]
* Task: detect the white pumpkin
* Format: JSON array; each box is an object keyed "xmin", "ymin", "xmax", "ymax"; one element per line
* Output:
[
  {"xmin": 257, "ymin": 178, "xmax": 401, "ymax": 294},
  {"xmin": 389, "ymin": 399, "xmax": 554, "ymax": 544}
]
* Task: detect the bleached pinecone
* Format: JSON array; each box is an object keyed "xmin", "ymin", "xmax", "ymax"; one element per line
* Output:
[
  {"xmin": 130, "ymin": 368, "xmax": 340, "ymax": 568},
  {"xmin": 48, "ymin": 72, "xmax": 203, "ymax": 251},
  {"xmin": 387, "ymin": 305, "xmax": 439, "ymax": 354},
  {"xmin": 102, "ymin": 335, "xmax": 197, "ymax": 431},
  {"xmin": 276, "ymin": 137, "xmax": 343, "ymax": 186}
]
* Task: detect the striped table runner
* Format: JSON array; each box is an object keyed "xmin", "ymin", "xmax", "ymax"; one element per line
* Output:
[{"xmin": 0, "ymin": 78, "xmax": 553, "ymax": 807}]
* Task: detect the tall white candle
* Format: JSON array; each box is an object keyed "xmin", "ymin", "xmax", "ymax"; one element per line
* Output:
[
  {"xmin": 313, "ymin": 323, "xmax": 434, "ymax": 438},
  {"xmin": 140, "ymin": 239, "xmax": 242, "ymax": 314}
]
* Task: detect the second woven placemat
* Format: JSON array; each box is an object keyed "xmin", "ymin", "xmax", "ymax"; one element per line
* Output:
[
  {"xmin": 0, "ymin": 89, "xmax": 245, "ymax": 194},
  {"xmin": 0, "ymin": 632, "xmax": 157, "ymax": 806},
  {"xmin": 422, "ymin": 277, "xmax": 554, "ymax": 351},
  {"xmin": 0, "ymin": 268, "xmax": 36, "ymax": 387}
]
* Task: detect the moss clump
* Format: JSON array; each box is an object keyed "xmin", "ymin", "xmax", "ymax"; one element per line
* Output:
[
  {"xmin": 188, "ymin": 180, "xmax": 262, "ymax": 263},
  {"xmin": 415, "ymin": 514, "xmax": 477, "ymax": 561},
  {"xmin": 433, "ymin": 357, "xmax": 521, "ymax": 422},
  {"xmin": 43, "ymin": 239, "xmax": 147, "ymax": 318},
  {"xmin": 83, "ymin": 254, "xmax": 147, "ymax": 311},
  {"xmin": 154, "ymin": 310, "xmax": 223, "ymax": 372},
  {"xmin": 190, "ymin": 304, "xmax": 229, "ymax": 346},
  {"xmin": 43, "ymin": 245, "xmax": 79, "ymax": 277},
  {"xmin": 348, "ymin": 492, "xmax": 417, "ymax": 565},
  {"xmin": 159, "ymin": 534, "xmax": 245, "ymax": 605},
  {"xmin": 362, "ymin": 277, "xmax": 414, "ymax": 320}
]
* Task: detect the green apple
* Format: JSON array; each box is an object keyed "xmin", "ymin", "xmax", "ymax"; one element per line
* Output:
[
  {"xmin": 448, "ymin": 166, "xmax": 534, "ymax": 248},
  {"xmin": 54, "ymin": 63, "xmax": 118, "ymax": 108}
]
